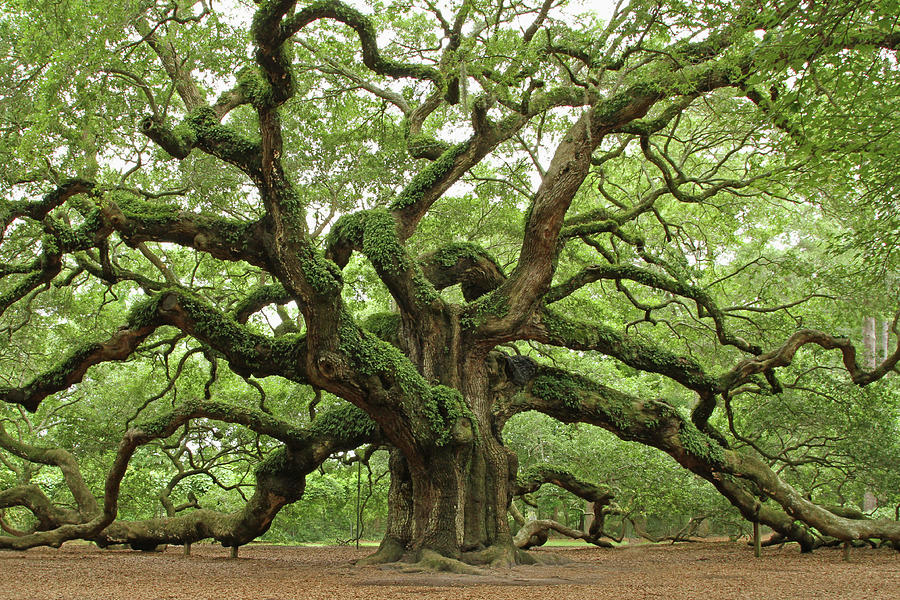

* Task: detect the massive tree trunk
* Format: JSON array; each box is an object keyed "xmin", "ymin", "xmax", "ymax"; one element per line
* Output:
[{"xmin": 363, "ymin": 331, "xmax": 519, "ymax": 566}]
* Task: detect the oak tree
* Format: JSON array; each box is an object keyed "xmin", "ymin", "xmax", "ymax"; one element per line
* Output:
[{"xmin": 1, "ymin": 0, "xmax": 899, "ymax": 567}]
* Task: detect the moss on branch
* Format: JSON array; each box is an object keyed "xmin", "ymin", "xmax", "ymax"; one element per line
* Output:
[
  {"xmin": 539, "ymin": 310, "xmax": 718, "ymax": 394},
  {"xmin": 390, "ymin": 141, "xmax": 471, "ymax": 211},
  {"xmin": 337, "ymin": 314, "xmax": 472, "ymax": 446},
  {"xmin": 103, "ymin": 194, "xmax": 267, "ymax": 265},
  {"xmin": 158, "ymin": 291, "xmax": 307, "ymax": 380},
  {"xmin": 232, "ymin": 283, "xmax": 292, "ymax": 323},
  {"xmin": 362, "ymin": 312, "xmax": 401, "ymax": 343},
  {"xmin": 140, "ymin": 109, "xmax": 261, "ymax": 175},
  {"xmin": 419, "ymin": 242, "xmax": 506, "ymax": 301}
]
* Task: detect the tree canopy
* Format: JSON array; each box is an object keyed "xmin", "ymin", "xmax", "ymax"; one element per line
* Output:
[{"xmin": 0, "ymin": 0, "xmax": 898, "ymax": 566}]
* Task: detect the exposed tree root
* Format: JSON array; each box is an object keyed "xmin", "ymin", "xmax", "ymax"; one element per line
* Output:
[
  {"xmin": 357, "ymin": 542, "xmax": 571, "ymax": 572},
  {"xmin": 404, "ymin": 550, "xmax": 487, "ymax": 575},
  {"xmin": 355, "ymin": 537, "xmax": 406, "ymax": 566}
]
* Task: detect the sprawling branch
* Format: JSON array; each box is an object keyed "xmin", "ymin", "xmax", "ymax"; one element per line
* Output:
[
  {"xmin": 281, "ymin": 0, "xmax": 442, "ymax": 83},
  {"xmin": 0, "ymin": 424, "xmax": 98, "ymax": 517},
  {"xmin": 498, "ymin": 364, "xmax": 900, "ymax": 547},
  {"xmin": 418, "ymin": 243, "xmax": 506, "ymax": 302},
  {"xmin": 231, "ymin": 283, "xmax": 293, "ymax": 324},
  {"xmin": 513, "ymin": 518, "xmax": 615, "ymax": 549},
  {"xmin": 545, "ymin": 263, "xmax": 761, "ymax": 354},
  {"xmin": 720, "ymin": 325, "xmax": 900, "ymax": 393},
  {"xmin": 325, "ymin": 208, "xmax": 443, "ymax": 319},
  {"xmin": 0, "ymin": 485, "xmax": 80, "ymax": 532},
  {"xmin": 528, "ymin": 309, "xmax": 720, "ymax": 396},
  {"xmin": 0, "ymin": 323, "xmax": 158, "ymax": 412},
  {"xmin": 1, "ymin": 290, "xmax": 310, "ymax": 412},
  {"xmin": 134, "ymin": 16, "xmax": 207, "ymax": 112},
  {"xmin": 0, "ymin": 419, "xmax": 153, "ymax": 549},
  {"xmin": 0, "ymin": 401, "xmax": 378, "ymax": 550},
  {"xmin": 139, "ymin": 111, "xmax": 263, "ymax": 178},
  {"xmin": 514, "ymin": 466, "xmax": 614, "ymax": 506},
  {"xmin": 1, "ymin": 179, "xmax": 94, "ymax": 237},
  {"xmin": 513, "ymin": 466, "xmax": 616, "ymax": 547},
  {"xmin": 100, "ymin": 197, "xmax": 270, "ymax": 268},
  {"xmin": 484, "ymin": 84, "xmax": 666, "ymax": 340}
]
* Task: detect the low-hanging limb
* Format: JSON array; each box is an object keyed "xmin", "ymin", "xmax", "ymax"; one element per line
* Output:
[
  {"xmin": 511, "ymin": 466, "xmax": 617, "ymax": 549},
  {"xmin": 95, "ymin": 402, "xmax": 379, "ymax": 550},
  {"xmin": 0, "ymin": 400, "xmax": 379, "ymax": 550},
  {"xmin": 0, "ymin": 423, "xmax": 98, "ymax": 519},
  {"xmin": 495, "ymin": 364, "xmax": 900, "ymax": 549},
  {"xmin": 0, "ymin": 412, "xmax": 162, "ymax": 549}
]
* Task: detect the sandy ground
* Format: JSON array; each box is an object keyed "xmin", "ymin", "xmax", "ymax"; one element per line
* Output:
[{"xmin": 0, "ymin": 540, "xmax": 897, "ymax": 600}]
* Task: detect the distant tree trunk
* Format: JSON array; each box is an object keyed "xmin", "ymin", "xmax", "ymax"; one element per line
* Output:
[
  {"xmin": 863, "ymin": 317, "xmax": 877, "ymax": 368},
  {"xmin": 862, "ymin": 317, "xmax": 878, "ymax": 513},
  {"xmin": 584, "ymin": 501, "xmax": 594, "ymax": 534}
]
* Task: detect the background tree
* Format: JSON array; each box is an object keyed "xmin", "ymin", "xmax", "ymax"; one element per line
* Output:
[{"xmin": 1, "ymin": 0, "xmax": 898, "ymax": 568}]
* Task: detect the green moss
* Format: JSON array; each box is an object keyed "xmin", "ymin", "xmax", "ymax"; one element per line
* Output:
[
  {"xmin": 160, "ymin": 291, "xmax": 305, "ymax": 378},
  {"xmin": 531, "ymin": 374, "xmax": 583, "ymax": 411},
  {"xmin": 298, "ymin": 246, "xmax": 342, "ymax": 295},
  {"xmin": 412, "ymin": 271, "xmax": 441, "ymax": 305},
  {"xmin": 41, "ymin": 233, "xmax": 59, "ymax": 256},
  {"xmin": 390, "ymin": 141, "xmax": 470, "ymax": 210},
  {"xmin": 359, "ymin": 210, "xmax": 403, "ymax": 272},
  {"xmin": 185, "ymin": 107, "xmax": 262, "ymax": 168},
  {"xmin": 326, "ymin": 209, "xmax": 405, "ymax": 274},
  {"xmin": 177, "ymin": 293, "xmax": 258, "ymax": 357},
  {"xmin": 232, "ymin": 283, "xmax": 290, "ymax": 320},
  {"xmin": 678, "ymin": 418, "xmax": 725, "ymax": 465},
  {"xmin": 362, "ymin": 312, "xmax": 401, "ymax": 342},
  {"xmin": 30, "ymin": 342, "xmax": 103, "ymax": 391},
  {"xmin": 431, "ymin": 242, "xmax": 502, "ymax": 271},
  {"xmin": 530, "ymin": 371, "xmax": 635, "ymax": 431},
  {"xmin": 238, "ymin": 67, "xmax": 276, "ymax": 107},
  {"xmin": 325, "ymin": 211, "xmax": 441, "ymax": 308},
  {"xmin": 256, "ymin": 445, "xmax": 290, "ymax": 478},
  {"xmin": 341, "ymin": 318, "xmax": 424, "ymax": 395},
  {"xmin": 126, "ymin": 294, "xmax": 164, "ymax": 328},
  {"xmin": 406, "ymin": 134, "xmax": 450, "ymax": 158},
  {"xmin": 170, "ymin": 119, "xmax": 199, "ymax": 151},
  {"xmin": 593, "ymin": 81, "xmax": 662, "ymax": 124},
  {"xmin": 423, "ymin": 384, "xmax": 476, "ymax": 447},
  {"xmin": 518, "ymin": 464, "xmax": 571, "ymax": 486},
  {"xmin": 338, "ymin": 314, "xmax": 472, "ymax": 446},
  {"xmin": 0, "ymin": 271, "xmax": 44, "ymax": 312},
  {"xmin": 541, "ymin": 311, "xmax": 716, "ymax": 393},
  {"xmin": 309, "ymin": 403, "xmax": 376, "ymax": 439},
  {"xmin": 111, "ymin": 193, "xmax": 180, "ymax": 227},
  {"xmin": 460, "ymin": 290, "xmax": 509, "ymax": 329}
]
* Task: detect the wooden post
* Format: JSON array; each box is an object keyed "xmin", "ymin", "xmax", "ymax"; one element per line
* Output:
[
  {"xmin": 842, "ymin": 541, "xmax": 851, "ymax": 562},
  {"xmin": 183, "ymin": 542, "xmax": 191, "ymax": 556},
  {"xmin": 753, "ymin": 520, "xmax": 761, "ymax": 558},
  {"xmin": 230, "ymin": 545, "xmax": 239, "ymax": 559}
]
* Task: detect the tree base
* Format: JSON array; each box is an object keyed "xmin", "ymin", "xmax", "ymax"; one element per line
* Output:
[{"xmin": 357, "ymin": 541, "xmax": 572, "ymax": 571}]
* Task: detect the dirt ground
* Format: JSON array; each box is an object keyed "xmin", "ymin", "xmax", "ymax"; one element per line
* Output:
[{"xmin": 0, "ymin": 540, "xmax": 896, "ymax": 600}]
